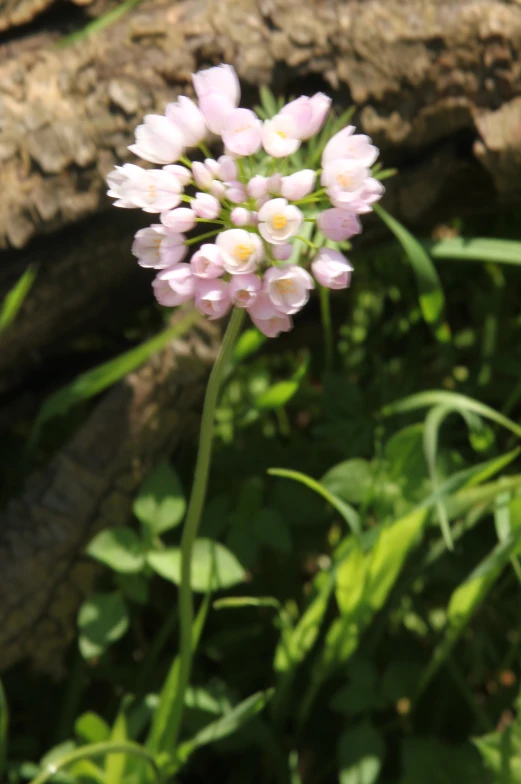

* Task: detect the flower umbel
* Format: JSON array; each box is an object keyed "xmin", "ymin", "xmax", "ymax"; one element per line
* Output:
[{"xmin": 108, "ymin": 64, "xmax": 384, "ymax": 337}]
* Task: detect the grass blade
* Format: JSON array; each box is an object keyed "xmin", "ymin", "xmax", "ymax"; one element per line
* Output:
[
  {"xmin": 267, "ymin": 468, "xmax": 361, "ymax": 535},
  {"xmin": 430, "ymin": 237, "xmax": 521, "ymax": 267},
  {"xmin": 373, "ymin": 204, "xmax": 450, "ymax": 343},
  {"xmin": 29, "ymin": 310, "xmax": 201, "ymax": 450},
  {"xmin": 0, "ymin": 266, "xmax": 37, "ymax": 336},
  {"xmin": 382, "ymin": 389, "xmax": 521, "ymax": 439}
]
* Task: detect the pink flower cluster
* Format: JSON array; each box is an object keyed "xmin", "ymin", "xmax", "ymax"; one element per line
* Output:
[{"xmin": 107, "ymin": 64, "xmax": 384, "ymax": 337}]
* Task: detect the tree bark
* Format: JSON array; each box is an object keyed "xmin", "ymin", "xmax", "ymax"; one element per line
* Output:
[
  {"xmin": 2, "ymin": 0, "xmax": 521, "ymax": 250},
  {"xmin": 0, "ymin": 311, "xmax": 218, "ymax": 672}
]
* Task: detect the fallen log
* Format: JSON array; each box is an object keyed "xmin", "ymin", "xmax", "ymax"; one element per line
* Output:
[{"xmin": 2, "ymin": 0, "xmax": 521, "ymax": 250}]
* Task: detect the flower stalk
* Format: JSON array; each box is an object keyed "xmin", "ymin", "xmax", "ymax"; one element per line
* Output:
[{"xmin": 168, "ymin": 307, "xmax": 245, "ymax": 751}]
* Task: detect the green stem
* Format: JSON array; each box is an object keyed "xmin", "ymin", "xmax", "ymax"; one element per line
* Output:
[
  {"xmin": 168, "ymin": 308, "xmax": 245, "ymax": 751},
  {"xmin": 180, "ymin": 156, "xmax": 193, "ymax": 168},
  {"xmin": 198, "ymin": 141, "xmax": 212, "ymax": 159},
  {"xmin": 295, "ymin": 235, "xmax": 317, "ymax": 251},
  {"xmin": 319, "ymin": 286, "xmax": 334, "ymax": 371},
  {"xmin": 185, "ymin": 229, "xmax": 221, "ymax": 246},
  {"xmin": 29, "ymin": 742, "xmax": 160, "ymax": 784}
]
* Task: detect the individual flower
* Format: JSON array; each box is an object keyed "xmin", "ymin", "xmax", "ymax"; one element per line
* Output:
[
  {"xmin": 229, "ymin": 273, "xmax": 261, "ymax": 307},
  {"xmin": 107, "ymin": 166, "xmax": 183, "ymax": 212},
  {"xmin": 222, "ymin": 109, "xmax": 262, "ymax": 156},
  {"xmin": 192, "ymin": 64, "xmax": 241, "ymax": 106},
  {"xmin": 163, "ymin": 164, "xmax": 192, "ymax": 186},
  {"xmin": 194, "ymin": 65, "xmax": 240, "ymax": 135},
  {"xmin": 195, "ymin": 279, "xmax": 231, "ymax": 319},
  {"xmin": 311, "ymin": 248, "xmax": 353, "ymax": 289},
  {"xmin": 321, "ymin": 159, "xmax": 369, "ymax": 208},
  {"xmin": 264, "ymin": 265, "xmax": 314, "ymax": 315},
  {"xmin": 210, "ymin": 180, "xmax": 227, "ymax": 200},
  {"xmin": 280, "ymin": 93, "xmax": 331, "ymax": 139},
  {"xmin": 153, "ymin": 264, "xmax": 195, "ymax": 306},
  {"xmin": 272, "ymin": 243, "xmax": 293, "ymax": 261},
  {"xmin": 280, "ymin": 170, "xmax": 316, "ymax": 200},
  {"xmin": 230, "ymin": 207, "xmax": 251, "ymax": 226},
  {"xmin": 225, "ymin": 181, "xmax": 248, "ymax": 203},
  {"xmin": 317, "ymin": 208, "xmax": 361, "ymax": 241},
  {"xmin": 248, "ymin": 292, "xmax": 293, "ymax": 338},
  {"xmin": 165, "ymin": 96, "xmax": 207, "ymax": 147},
  {"xmin": 218, "ymin": 155, "xmax": 238, "ymax": 181},
  {"xmin": 247, "ymin": 175, "xmax": 268, "ymax": 199},
  {"xmin": 216, "ymin": 229, "xmax": 264, "ymax": 274},
  {"xmin": 129, "ymin": 115, "xmax": 185, "ymax": 165},
  {"xmin": 191, "ymin": 244, "xmax": 224, "ymax": 278},
  {"xmin": 107, "ymin": 163, "xmax": 146, "ymax": 208},
  {"xmin": 262, "ymin": 114, "xmax": 300, "ymax": 157},
  {"xmin": 161, "ymin": 207, "xmax": 197, "ymax": 233},
  {"xmin": 192, "ymin": 161, "xmax": 214, "ymax": 189},
  {"xmin": 322, "ymin": 126, "xmax": 379, "ymax": 168},
  {"xmin": 131, "ymin": 226, "xmax": 186, "ymax": 268},
  {"xmin": 192, "ymin": 192, "xmax": 221, "ymax": 219},
  {"xmin": 258, "ymin": 198, "xmax": 303, "ymax": 244}
]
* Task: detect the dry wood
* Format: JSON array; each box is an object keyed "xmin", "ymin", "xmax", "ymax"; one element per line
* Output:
[{"xmin": 2, "ymin": 0, "xmax": 521, "ymax": 250}]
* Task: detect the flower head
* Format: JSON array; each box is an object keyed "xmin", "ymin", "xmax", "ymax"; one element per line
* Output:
[{"xmin": 109, "ymin": 63, "xmax": 384, "ymax": 335}]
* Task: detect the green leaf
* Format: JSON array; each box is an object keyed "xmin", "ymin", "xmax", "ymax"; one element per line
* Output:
[
  {"xmin": 321, "ymin": 459, "xmax": 374, "ymax": 505},
  {"xmin": 252, "ymin": 508, "xmax": 292, "ymax": 552},
  {"xmin": 254, "ymin": 381, "xmax": 299, "ymax": 410},
  {"xmin": 0, "ymin": 680, "xmax": 8, "ymax": 779},
  {"xmin": 274, "ymin": 578, "xmax": 333, "ymax": 673},
  {"xmin": 133, "ymin": 460, "xmax": 186, "ymax": 535},
  {"xmin": 29, "ymin": 310, "xmax": 200, "ymax": 450},
  {"xmin": 430, "ymin": 236, "xmax": 521, "ymax": 267},
  {"xmin": 147, "ymin": 598, "xmax": 210, "ymax": 756},
  {"xmin": 233, "ymin": 327, "xmax": 266, "ymax": 361},
  {"xmin": 258, "ymin": 86, "xmax": 279, "ymax": 119},
  {"xmin": 0, "ymin": 266, "xmax": 37, "ymax": 336},
  {"xmin": 75, "ymin": 712, "xmax": 110, "ymax": 744},
  {"xmin": 268, "ymin": 468, "xmax": 361, "ymax": 535},
  {"xmin": 176, "ymin": 689, "xmax": 273, "ymax": 764},
  {"xmin": 105, "ymin": 708, "xmax": 128, "ymax": 784},
  {"xmin": 86, "ymin": 528, "xmax": 145, "ymax": 574},
  {"xmin": 418, "ymin": 532, "xmax": 521, "ymax": 696},
  {"xmin": 383, "ymin": 389, "xmax": 521, "ymax": 438},
  {"xmin": 147, "ymin": 539, "xmax": 245, "ymax": 593},
  {"xmin": 78, "ymin": 592, "xmax": 129, "ymax": 660},
  {"xmin": 474, "ymin": 718, "xmax": 521, "ymax": 782},
  {"xmin": 337, "ymin": 722, "xmax": 384, "ymax": 784},
  {"xmin": 365, "ymin": 508, "xmax": 427, "ymax": 612},
  {"xmin": 374, "ymin": 204, "xmax": 450, "ymax": 342},
  {"xmin": 335, "ymin": 543, "xmax": 367, "ymax": 616},
  {"xmin": 401, "ymin": 738, "xmax": 489, "ymax": 784}
]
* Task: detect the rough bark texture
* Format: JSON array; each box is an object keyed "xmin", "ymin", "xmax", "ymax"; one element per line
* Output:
[
  {"xmin": 0, "ymin": 210, "xmax": 148, "ymax": 393},
  {"xmin": 2, "ymin": 0, "xmax": 521, "ymax": 251},
  {"xmin": 0, "ymin": 312, "xmax": 218, "ymax": 672}
]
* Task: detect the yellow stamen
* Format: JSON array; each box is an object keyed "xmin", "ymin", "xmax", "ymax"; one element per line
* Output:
[
  {"xmin": 271, "ymin": 213, "xmax": 287, "ymax": 231},
  {"xmin": 336, "ymin": 172, "xmax": 352, "ymax": 188},
  {"xmin": 234, "ymin": 243, "xmax": 253, "ymax": 261},
  {"xmin": 276, "ymin": 279, "xmax": 294, "ymax": 294},
  {"xmin": 276, "ymin": 130, "xmax": 287, "ymax": 138}
]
